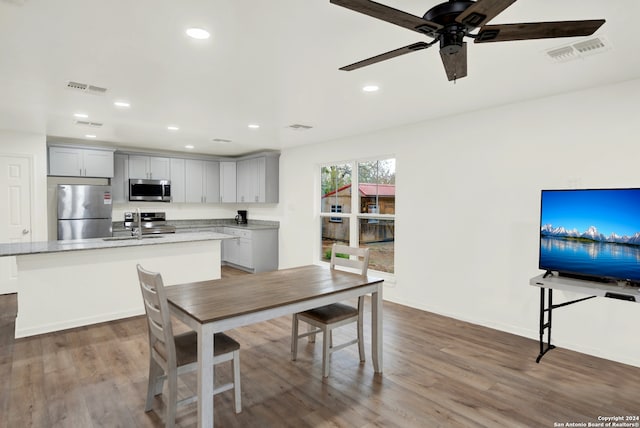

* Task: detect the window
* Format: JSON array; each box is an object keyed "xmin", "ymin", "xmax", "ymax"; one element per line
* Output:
[
  {"xmin": 330, "ymin": 204, "xmax": 343, "ymax": 223},
  {"xmin": 320, "ymin": 158, "xmax": 395, "ymax": 273}
]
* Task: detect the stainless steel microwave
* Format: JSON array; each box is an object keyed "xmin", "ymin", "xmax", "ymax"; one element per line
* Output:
[{"xmin": 129, "ymin": 179, "xmax": 171, "ymax": 202}]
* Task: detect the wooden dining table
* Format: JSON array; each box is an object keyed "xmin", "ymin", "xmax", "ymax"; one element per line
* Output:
[{"xmin": 165, "ymin": 264, "xmax": 384, "ymax": 428}]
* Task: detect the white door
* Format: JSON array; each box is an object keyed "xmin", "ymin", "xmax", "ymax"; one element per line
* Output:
[{"xmin": 0, "ymin": 155, "xmax": 32, "ymax": 292}]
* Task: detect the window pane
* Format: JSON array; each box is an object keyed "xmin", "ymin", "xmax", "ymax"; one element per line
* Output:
[
  {"xmin": 321, "ymin": 164, "xmax": 352, "ymax": 213},
  {"xmin": 358, "ymin": 159, "xmax": 395, "ymax": 214},
  {"xmin": 359, "ymin": 218, "xmax": 394, "ymax": 273},
  {"xmin": 321, "ymin": 219, "xmax": 350, "ymax": 261}
]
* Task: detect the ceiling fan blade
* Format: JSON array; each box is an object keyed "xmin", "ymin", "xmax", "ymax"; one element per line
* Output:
[
  {"xmin": 475, "ymin": 19, "xmax": 605, "ymax": 43},
  {"xmin": 456, "ymin": 0, "xmax": 518, "ymax": 29},
  {"xmin": 330, "ymin": 0, "xmax": 442, "ymax": 36},
  {"xmin": 340, "ymin": 42, "xmax": 431, "ymax": 71},
  {"xmin": 440, "ymin": 43, "xmax": 467, "ymax": 81}
]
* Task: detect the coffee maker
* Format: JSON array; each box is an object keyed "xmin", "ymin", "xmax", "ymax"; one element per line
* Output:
[{"xmin": 235, "ymin": 210, "xmax": 248, "ymax": 224}]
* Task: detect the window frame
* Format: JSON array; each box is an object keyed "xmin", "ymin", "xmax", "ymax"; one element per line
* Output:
[{"xmin": 318, "ymin": 156, "xmax": 396, "ymax": 277}]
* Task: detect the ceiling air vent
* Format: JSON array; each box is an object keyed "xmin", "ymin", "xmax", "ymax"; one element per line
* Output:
[
  {"xmin": 545, "ymin": 36, "xmax": 610, "ymax": 63},
  {"xmin": 66, "ymin": 81, "xmax": 108, "ymax": 95},
  {"xmin": 212, "ymin": 138, "xmax": 232, "ymax": 143},
  {"xmin": 75, "ymin": 120, "xmax": 103, "ymax": 127},
  {"xmin": 287, "ymin": 124, "xmax": 313, "ymax": 130}
]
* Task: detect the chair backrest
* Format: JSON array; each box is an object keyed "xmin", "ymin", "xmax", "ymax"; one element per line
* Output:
[
  {"xmin": 137, "ymin": 264, "xmax": 176, "ymax": 369},
  {"xmin": 330, "ymin": 244, "xmax": 370, "ymax": 276}
]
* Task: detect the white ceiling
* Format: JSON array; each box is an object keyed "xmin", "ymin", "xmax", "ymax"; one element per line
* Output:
[{"xmin": 0, "ymin": 0, "xmax": 638, "ymax": 156}]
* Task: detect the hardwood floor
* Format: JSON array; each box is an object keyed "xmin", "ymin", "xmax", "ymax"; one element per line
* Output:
[{"xmin": 6, "ymin": 266, "xmax": 640, "ymax": 427}]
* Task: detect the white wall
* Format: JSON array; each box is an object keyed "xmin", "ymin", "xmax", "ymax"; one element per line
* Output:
[{"xmin": 277, "ymin": 78, "xmax": 640, "ymax": 367}]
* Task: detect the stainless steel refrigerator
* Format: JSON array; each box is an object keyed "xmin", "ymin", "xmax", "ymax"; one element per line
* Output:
[{"xmin": 57, "ymin": 184, "xmax": 113, "ymax": 240}]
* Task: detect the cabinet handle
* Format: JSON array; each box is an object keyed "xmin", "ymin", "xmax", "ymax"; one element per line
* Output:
[
  {"xmin": 84, "ymin": 168, "xmax": 87, "ymax": 176},
  {"xmin": 79, "ymin": 168, "xmax": 82, "ymax": 175}
]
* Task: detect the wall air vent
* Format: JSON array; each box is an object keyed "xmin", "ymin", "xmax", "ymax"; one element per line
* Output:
[
  {"xmin": 287, "ymin": 124, "xmax": 313, "ymax": 130},
  {"xmin": 75, "ymin": 120, "xmax": 103, "ymax": 127},
  {"xmin": 66, "ymin": 81, "xmax": 108, "ymax": 95},
  {"xmin": 545, "ymin": 36, "xmax": 610, "ymax": 63}
]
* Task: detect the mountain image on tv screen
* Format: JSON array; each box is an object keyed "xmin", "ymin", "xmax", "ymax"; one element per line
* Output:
[{"xmin": 539, "ymin": 188, "xmax": 640, "ymax": 283}]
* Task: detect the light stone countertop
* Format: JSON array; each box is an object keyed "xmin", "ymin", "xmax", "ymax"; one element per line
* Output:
[{"xmin": 0, "ymin": 232, "xmax": 236, "ymax": 257}]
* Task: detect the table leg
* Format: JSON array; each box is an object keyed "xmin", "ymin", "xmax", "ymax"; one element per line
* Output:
[
  {"xmin": 198, "ymin": 324, "xmax": 215, "ymax": 427},
  {"xmin": 371, "ymin": 285, "xmax": 383, "ymax": 373}
]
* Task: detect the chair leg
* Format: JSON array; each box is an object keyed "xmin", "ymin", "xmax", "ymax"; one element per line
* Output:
[
  {"xmin": 233, "ymin": 350, "xmax": 242, "ymax": 414},
  {"xmin": 307, "ymin": 322, "xmax": 316, "ymax": 343},
  {"xmin": 322, "ymin": 327, "xmax": 331, "ymax": 378},
  {"xmin": 291, "ymin": 314, "xmax": 299, "ymax": 361},
  {"xmin": 145, "ymin": 359, "xmax": 163, "ymax": 412},
  {"xmin": 357, "ymin": 298, "xmax": 365, "ymax": 362},
  {"xmin": 166, "ymin": 369, "xmax": 178, "ymax": 428}
]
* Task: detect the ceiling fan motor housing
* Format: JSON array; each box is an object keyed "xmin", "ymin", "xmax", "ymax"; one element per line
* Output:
[
  {"xmin": 423, "ymin": 0, "xmax": 475, "ymax": 25},
  {"xmin": 424, "ymin": 0, "xmax": 475, "ymax": 54}
]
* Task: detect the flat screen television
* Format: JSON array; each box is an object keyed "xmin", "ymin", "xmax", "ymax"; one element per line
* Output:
[{"xmin": 539, "ymin": 188, "xmax": 640, "ymax": 284}]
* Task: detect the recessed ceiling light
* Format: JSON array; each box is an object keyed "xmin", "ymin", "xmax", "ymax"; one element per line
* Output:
[
  {"xmin": 185, "ymin": 145, "xmax": 194, "ymax": 149},
  {"xmin": 114, "ymin": 101, "xmax": 130, "ymax": 108},
  {"xmin": 85, "ymin": 134, "xmax": 97, "ymax": 139},
  {"xmin": 248, "ymin": 124, "xmax": 260, "ymax": 129},
  {"xmin": 186, "ymin": 28, "xmax": 210, "ymax": 40},
  {"xmin": 167, "ymin": 125, "xmax": 179, "ymax": 131},
  {"xmin": 74, "ymin": 113, "xmax": 88, "ymax": 119},
  {"xmin": 362, "ymin": 85, "xmax": 379, "ymax": 92}
]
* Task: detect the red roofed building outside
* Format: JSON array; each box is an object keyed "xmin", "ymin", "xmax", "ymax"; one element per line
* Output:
[{"xmin": 322, "ymin": 183, "xmax": 395, "ymax": 244}]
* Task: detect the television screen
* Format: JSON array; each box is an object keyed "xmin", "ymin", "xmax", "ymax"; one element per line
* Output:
[{"xmin": 539, "ymin": 188, "xmax": 640, "ymax": 283}]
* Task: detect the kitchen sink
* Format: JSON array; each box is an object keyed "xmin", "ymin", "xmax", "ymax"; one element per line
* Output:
[{"xmin": 102, "ymin": 235, "xmax": 164, "ymax": 241}]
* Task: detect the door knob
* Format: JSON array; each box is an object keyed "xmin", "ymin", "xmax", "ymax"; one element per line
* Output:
[{"xmin": 22, "ymin": 229, "xmax": 29, "ymax": 235}]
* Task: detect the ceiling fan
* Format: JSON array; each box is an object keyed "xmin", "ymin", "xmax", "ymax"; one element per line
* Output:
[{"xmin": 330, "ymin": 0, "xmax": 605, "ymax": 81}]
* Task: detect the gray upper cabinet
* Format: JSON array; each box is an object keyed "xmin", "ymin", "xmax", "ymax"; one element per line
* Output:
[
  {"xmin": 112, "ymin": 153, "xmax": 129, "ymax": 202},
  {"xmin": 170, "ymin": 158, "xmax": 186, "ymax": 203},
  {"xmin": 236, "ymin": 155, "xmax": 279, "ymax": 203},
  {"xmin": 219, "ymin": 161, "xmax": 237, "ymax": 203},
  {"xmin": 185, "ymin": 160, "xmax": 220, "ymax": 203},
  {"xmin": 111, "ymin": 151, "xmax": 278, "ymax": 204},
  {"xmin": 49, "ymin": 146, "xmax": 114, "ymax": 178},
  {"xmin": 128, "ymin": 155, "xmax": 170, "ymax": 180}
]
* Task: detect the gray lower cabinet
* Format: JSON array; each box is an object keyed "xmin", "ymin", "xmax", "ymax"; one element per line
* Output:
[{"xmin": 222, "ymin": 227, "xmax": 278, "ymax": 273}]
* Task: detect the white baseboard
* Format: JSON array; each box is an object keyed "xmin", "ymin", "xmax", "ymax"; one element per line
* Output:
[{"xmin": 15, "ymin": 308, "xmax": 145, "ymax": 338}]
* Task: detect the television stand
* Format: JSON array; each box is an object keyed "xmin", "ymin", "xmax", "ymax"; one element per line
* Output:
[{"xmin": 530, "ymin": 273, "xmax": 640, "ymax": 363}]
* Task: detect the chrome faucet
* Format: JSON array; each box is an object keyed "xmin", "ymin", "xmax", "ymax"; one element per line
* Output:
[{"xmin": 134, "ymin": 207, "xmax": 142, "ymax": 239}]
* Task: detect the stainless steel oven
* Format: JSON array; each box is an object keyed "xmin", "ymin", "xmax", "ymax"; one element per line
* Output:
[{"xmin": 129, "ymin": 179, "xmax": 171, "ymax": 202}]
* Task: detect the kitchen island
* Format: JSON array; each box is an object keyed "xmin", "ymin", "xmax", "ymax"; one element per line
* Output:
[{"xmin": 0, "ymin": 232, "xmax": 235, "ymax": 337}]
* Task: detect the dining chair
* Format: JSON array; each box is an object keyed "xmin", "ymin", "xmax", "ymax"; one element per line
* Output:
[
  {"xmin": 291, "ymin": 244, "xmax": 370, "ymax": 377},
  {"xmin": 136, "ymin": 264, "xmax": 241, "ymax": 427}
]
